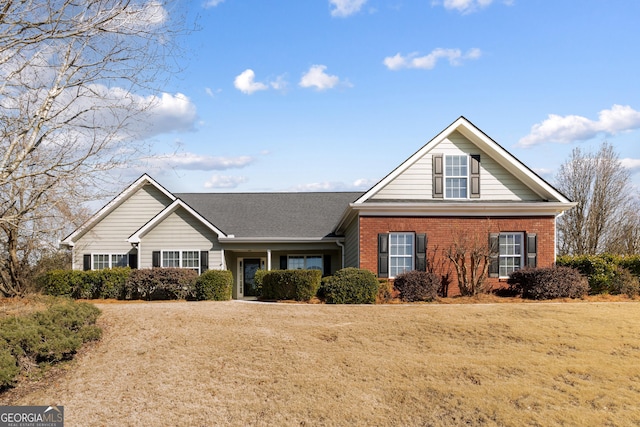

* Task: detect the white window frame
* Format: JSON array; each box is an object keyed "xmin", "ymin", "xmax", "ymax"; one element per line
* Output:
[
  {"xmin": 499, "ymin": 233, "xmax": 524, "ymax": 278},
  {"xmin": 92, "ymin": 253, "xmax": 128, "ymax": 270},
  {"xmin": 287, "ymin": 254, "xmax": 324, "ymax": 274},
  {"xmin": 389, "ymin": 232, "xmax": 414, "ymax": 278},
  {"xmin": 161, "ymin": 250, "xmax": 201, "ymax": 274},
  {"xmin": 444, "ymin": 154, "xmax": 469, "ymax": 199}
]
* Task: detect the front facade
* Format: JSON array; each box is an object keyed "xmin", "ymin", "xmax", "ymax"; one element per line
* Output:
[{"xmin": 61, "ymin": 117, "xmax": 575, "ymax": 297}]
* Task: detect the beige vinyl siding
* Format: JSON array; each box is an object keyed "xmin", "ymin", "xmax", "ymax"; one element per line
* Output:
[
  {"xmin": 372, "ymin": 131, "xmax": 540, "ymax": 201},
  {"xmin": 140, "ymin": 207, "xmax": 223, "ymax": 270},
  {"xmin": 72, "ymin": 185, "xmax": 173, "ymax": 269},
  {"xmin": 343, "ymin": 217, "xmax": 360, "ymax": 268}
]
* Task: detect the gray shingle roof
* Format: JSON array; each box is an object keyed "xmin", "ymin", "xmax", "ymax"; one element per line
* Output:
[{"xmin": 175, "ymin": 192, "xmax": 363, "ymax": 239}]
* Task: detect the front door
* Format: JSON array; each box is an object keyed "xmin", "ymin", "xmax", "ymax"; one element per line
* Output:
[{"xmin": 243, "ymin": 258, "xmax": 261, "ymax": 297}]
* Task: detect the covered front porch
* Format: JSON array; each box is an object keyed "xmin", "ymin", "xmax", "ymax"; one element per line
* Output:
[{"xmin": 220, "ymin": 240, "xmax": 345, "ymax": 299}]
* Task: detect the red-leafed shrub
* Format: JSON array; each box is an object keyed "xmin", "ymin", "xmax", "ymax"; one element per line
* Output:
[
  {"xmin": 393, "ymin": 270, "xmax": 441, "ymax": 302},
  {"xmin": 508, "ymin": 266, "xmax": 588, "ymax": 300}
]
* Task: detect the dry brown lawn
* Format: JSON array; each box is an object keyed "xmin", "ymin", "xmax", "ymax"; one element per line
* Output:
[{"xmin": 2, "ymin": 300, "xmax": 640, "ymax": 426}]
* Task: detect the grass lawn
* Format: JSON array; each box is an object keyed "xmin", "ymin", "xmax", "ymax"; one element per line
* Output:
[{"xmin": 2, "ymin": 300, "xmax": 640, "ymax": 426}]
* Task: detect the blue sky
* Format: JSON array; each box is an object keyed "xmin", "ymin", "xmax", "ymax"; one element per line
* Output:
[{"xmin": 137, "ymin": 0, "xmax": 640, "ymax": 193}]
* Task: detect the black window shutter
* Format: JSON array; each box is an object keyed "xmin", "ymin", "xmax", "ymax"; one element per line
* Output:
[
  {"xmin": 488, "ymin": 233, "xmax": 499, "ymax": 278},
  {"xmin": 323, "ymin": 254, "xmax": 331, "ymax": 276},
  {"xmin": 280, "ymin": 255, "xmax": 288, "ymax": 270},
  {"xmin": 470, "ymin": 154, "xmax": 481, "ymax": 198},
  {"xmin": 83, "ymin": 254, "xmax": 91, "ymax": 271},
  {"xmin": 432, "ymin": 154, "xmax": 443, "ymax": 199},
  {"xmin": 128, "ymin": 253, "xmax": 138, "ymax": 269},
  {"xmin": 378, "ymin": 233, "xmax": 389, "ymax": 278},
  {"xmin": 415, "ymin": 234, "xmax": 427, "ymax": 271},
  {"xmin": 200, "ymin": 251, "xmax": 209, "ymax": 272},
  {"xmin": 152, "ymin": 251, "xmax": 161, "ymax": 268},
  {"xmin": 526, "ymin": 234, "xmax": 537, "ymax": 268}
]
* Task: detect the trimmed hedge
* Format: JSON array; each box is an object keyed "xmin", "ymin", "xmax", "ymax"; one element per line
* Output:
[
  {"xmin": 321, "ymin": 268, "xmax": 379, "ymax": 304},
  {"xmin": 508, "ymin": 266, "xmax": 589, "ymax": 300},
  {"xmin": 194, "ymin": 270, "xmax": 233, "ymax": 300},
  {"xmin": 0, "ymin": 299, "xmax": 102, "ymax": 390},
  {"xmin": 261, "ymin": 270, "xmax": 322, "ymax": 301},
  {"xmin": 37, "ymin": 268, "xmax": 131, "ymax": 299},
  {"xmin": 126, "ymin": 268, "xmax": 198, "ymax": 300},
  {"xmin": 556, "ymin": 254, "xmax": 640, "ymax": 296},
  {"xmin": 394, "ymin": 270, "xmax": 441, "ymax": 302}
]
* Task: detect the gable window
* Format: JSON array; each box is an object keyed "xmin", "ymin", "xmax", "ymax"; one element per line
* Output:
[
  {"xmin": 288, "ymin": 255, "xmax": 323, "ymax": 273},
  {"xmin": 389, "ymin": 232, "xmax": 414, "ymax": 278},
  {"xmin": 445, "ymin": 155, "xmax": 468, "ymax": 199},
  {"xmin": 92, "ymin": 253, "xmax": 127, "ymax": 270},
  {"xmin": 161, "ymin": 250, "xmax": 200, "ymax": 272},
  {"xmin": 499, "ymin": 233, "xmax": 524, "ymax": 278}
]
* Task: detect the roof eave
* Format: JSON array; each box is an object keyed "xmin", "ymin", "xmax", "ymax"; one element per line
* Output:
[{"xmin": 349, "ymin": 201, "xmax": 577, "ymax": 217}]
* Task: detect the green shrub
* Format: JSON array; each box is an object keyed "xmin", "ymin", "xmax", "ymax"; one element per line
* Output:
[
  {"xmin": 94, "ymin": 267, "xmax": 130, "ymax": 299},
  {"xmin": 194, "ymin": 270, "xmax": 233, "ymax": 301},
  {"xmin": 36, "ymin": 270, "xmax": 77, "ymax": 297},
  {"xmin": 254, "ymin": 269, "xmax": 268, "ymax": 295},
  {"xmin": 508, "ymin": 266, "xmax": 588, "ymax": 300},
  {"xmin": 0, "ymin": 340, "xmax": 19, "ymax": 389},
  {"xmin": 125, "ymin": 268, "xmax": 197, "ymax": 300},
  {"xmin": 261, "ymin": 270, "xmax": 322, "ymax": 301},
  {"xmin": 320, "ymin": 268, "xmax": 379, "ymax": 304},
  {"xmin": 610, "ymin": 267, "xmax": 640, "ymax": 298},
  {"xmin": 393, "ymin": 270, "xmax": 441, "ymax": 302},
  {"xmin": 556, "ymin": 254, "xmax": 640, "ymax": 295}
]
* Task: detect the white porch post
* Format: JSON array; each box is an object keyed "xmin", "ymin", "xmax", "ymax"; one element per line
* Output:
[{"xmin": 267, "ymin": 249, "xmax": 272, "ymax": 270}]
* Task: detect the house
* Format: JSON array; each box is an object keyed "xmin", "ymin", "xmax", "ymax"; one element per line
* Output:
[{"xmin": 60, "ymin": 117, "xmax": 575, "ymax": 298}]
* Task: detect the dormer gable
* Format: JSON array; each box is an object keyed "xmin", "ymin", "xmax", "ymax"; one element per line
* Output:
[{"xmin": 356, "ymin": 117, "xmax": 571, "ymax": 204}]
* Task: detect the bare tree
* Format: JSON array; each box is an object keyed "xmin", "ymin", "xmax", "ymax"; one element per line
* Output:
[
  {"xmin": 445, "ymin": 228, "xmax": 494, "ymax": 296},
  {"xmin": 0, "ymin": 0, "xmax": 187, "ymax": 296},
  {"xmin": 555, "ymin": 142, "xmax": 636, "ymax": 255}
]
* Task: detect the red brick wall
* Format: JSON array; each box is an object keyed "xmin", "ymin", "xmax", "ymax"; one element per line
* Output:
[{"xmin": 359, "ymin": 216, "xmax": 556, "ymax": 296}]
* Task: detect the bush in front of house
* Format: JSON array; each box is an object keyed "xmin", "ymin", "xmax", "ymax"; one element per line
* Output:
[
  {"xmin": 556, "ymin": 254, "xmax": 640, "ymax": 296},
  {"xmin": 37, "ymin": 267, "xmax": 132, "ymax": 300},
  {"xmin": 194, "ymin": 270, "xmax": 233, "ymax": 301},
  {"xmin": 507, "ymin": 266, "xmax": 588, "ymax": 300},
  {"xmin": 393, "ymin": 270, "xmax": 441, "ymax": 302},
  {"xmin": 320, "ymin": 268, "xmax": 379, "ymax": 304},
  {"xmin": 261, "ymin": 270, "xmax": 322, "ymax": 301},
  {"xmin": 36, "ymin": 269, "xmax": 83, "ymax": 298},
  {"xmin": 93, "ymin": 267, "xmax": 131, "ymax": 299},
  {"xmin": 125, "ymin": 268, "xmax": 198, "ymax": 300},
  {"xmin": 0, "ymin": 299, "xmax": 102, "ymax": 390}
]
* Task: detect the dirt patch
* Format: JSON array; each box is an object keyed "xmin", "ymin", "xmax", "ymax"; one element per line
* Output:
[{"xmin": 2, "ymin": 300, "xmax": 640, "ymax": 426}]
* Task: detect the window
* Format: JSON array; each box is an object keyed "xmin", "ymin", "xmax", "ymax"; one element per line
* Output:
[
  {"xmin": 445, "ymin": 155, "xmax": 468, "ymax": 199},
  {"xmin": 288, "ymin": 255, "xmax": 323, "ymax": 273},
  {"xmin": 389, "ymin": 233, "xmax": 414, "ymax": 277},
  {"xmin": 161, "ymin": 250, "xmax": 200, "ymax": 272},
  {"xmin": 92, "ymin": 253, "xmax": 127, "ymax": 270},
  {"xmin": 499, "ymin": 233, "xmax": 523, "ymax": 278}
]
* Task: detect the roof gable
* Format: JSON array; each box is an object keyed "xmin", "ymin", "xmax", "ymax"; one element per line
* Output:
[
  {"xmin": 60, "ymin": 174, "xmax": 175, "ymax": 246},
  {"xmin": 355, "ymin": 116, "xmax": 570, "ymax": 204}
]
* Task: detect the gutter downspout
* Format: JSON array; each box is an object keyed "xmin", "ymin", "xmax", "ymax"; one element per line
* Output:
[
  {"xmin": 336, "ymin": 241, "xmax": 345, "ymax": 270},
  {"xmin": 554, "ymin": 211, "xmax": 564, "ymax": 264}
]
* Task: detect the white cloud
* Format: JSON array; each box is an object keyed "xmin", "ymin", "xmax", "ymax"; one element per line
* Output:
[
  {"xmin": 143, "ymin": 153, "xmax": 254, "ymax": 171},
  {"xmin": 204, "ymin": 175, "xmax": 248, "ymax": 189},
  {"xmin": 621, "ymin": 158, "xmax": 640, "ymax": 173},
  {"xmin": 289, "ymin": 178, "xmax": 374, "ymax": 192},
  {"xmin": 434, "ymin": 0, "xmax": 511, "ymax": 14},
  {"xmin": 203, "ymin": 0, "xmax": 225, "ymax": 8},
  {"xmin": 384, "ymin": 48, "xmax": 482, "ymax": 70},
  {"xmin": 234, "ymin": 69, "xmax": 269, "ymax": 95},
  {"xmin": 145, "ymin": 92, "xmax": 198, "ymax": 135},
  {"xmin": 329, "ymin": 0, "xmax": 368, "ymax": 17},
  {"xmin": 518, "ymin": 105, "xmax": 640, "ymax": 147},
  {"xmin": 299, "ymin": 65, "xmax": 348, "ymax": 91}
]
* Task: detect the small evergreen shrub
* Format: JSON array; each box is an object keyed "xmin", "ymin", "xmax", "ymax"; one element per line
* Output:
[
  {"xmin": 0, "ymin": 299, "xmax": 102, "ymax": 389},
  {"xmin": 194, "ymin": 270, "xmax": 233, "ymax": 300},
  {"xmin": 125, "ymin": 268, "xmax": 197, "ymax": 300},
  {"xmin": 254, "ymin": 269, "xmax": 268, "ymax": 295},
  {"xmin": 261, "ymin": 270, "xmax": 321, "ymax": 301},
  {"xmin": 94, "ymin": 267, "xmax": 130, "ymax": 299},
  {"xmin": 610, "ymin": 267, "xmax": 640, "ymax": 298},
  {"xmin": 393, "ymin": 270, "xmax": 441, "ymax": 302},
  {"xmin": 320, "ymin": 268, "xmax": 379, "ymax": 304},
  {"xmin": 508, "ymin": 266, "xmax": 588, "ymax": 300}
]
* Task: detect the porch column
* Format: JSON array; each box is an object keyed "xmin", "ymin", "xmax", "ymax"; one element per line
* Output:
[{"xmin": 267, "ymin": 249, "xmax": 272, "ymax": 270}]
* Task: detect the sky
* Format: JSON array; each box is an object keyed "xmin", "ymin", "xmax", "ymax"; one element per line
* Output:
[{"xmin": 132, "ymin": 0, "xmax": 640, "ymax": 194}]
